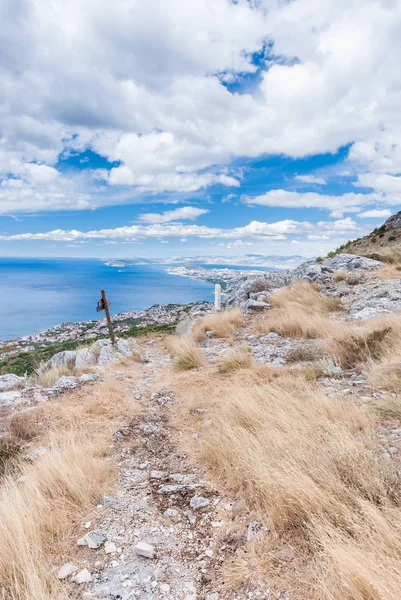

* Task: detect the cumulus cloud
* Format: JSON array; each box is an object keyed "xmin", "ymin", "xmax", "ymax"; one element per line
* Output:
[
  {"xmin": 1, "ymin": 0, "xmax": 401, "ymax": 215},
  {"xmin": 138, "ymin": 206, "xmax": 209, "ymax": 224}
]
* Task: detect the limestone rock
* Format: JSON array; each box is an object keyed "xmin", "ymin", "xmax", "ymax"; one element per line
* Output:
[
  {"xmin": 135, "ymin": 541, "xmax": 155, "ymax": 559},
  {"xmin": 189, "ymin": 496, "xmax": 210, "ymax": 510},
  {"xmin": 97, "ymin": 345, "xmax": 116, "ymax": 367},
  {"xmin": 39, "ymin": 350, "xmax": 76, "ymax": 374},
  {"xmin": 78, "ymin": 373, "xmax": 100, "ymax": 384},
  {"xmin": 57, "ymin": 563, "xmax": 78, "ymax": 579},
  {"xmin": 79, "ymin": 529, "xmax": 107, "ymax": 549},
  {"xmin": 71, "ymin": 568, "xmax": 92, "ymax": 584},
  {"xmin": 324, "ymin": 253, "xmax": 382, "ymax": 271},
  {"xmin": 52, "ymin": 375, "xmax": 77, "ymax": 390},
  {"xmin": 242, "ymin": 299, "xmax": 271, "ymax": 314},
  {"xmin": 116, "ymin": 338, "xmax": 133, "ymax": 356},
  {"xmin": 0, "ymin": 390, "xmax": 23, "ymax": 407},
  {"xmin": 75, "ymin": 348, "xmax": 96, "ymax": 369},
  {"xmin": 0, "ymin": 373, "xmax": 25, "ymax": 392}
]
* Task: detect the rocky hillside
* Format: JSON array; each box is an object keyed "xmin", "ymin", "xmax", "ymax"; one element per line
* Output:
[{"xmin": 339, "ymin": 210, "xmax": 401, "ymax": 260}]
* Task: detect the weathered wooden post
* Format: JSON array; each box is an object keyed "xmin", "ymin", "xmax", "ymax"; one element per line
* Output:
[
  {"xmin": 97, "ymin": 289, "xmax": 116, "ymax": 345},
  {"xmin": 214, "ymin": 283, "xmax": 222, "ymax": 312}
]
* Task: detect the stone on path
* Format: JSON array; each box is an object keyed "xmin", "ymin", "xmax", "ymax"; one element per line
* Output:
[
  {"xmin": 57, "ymin": 563, "xmax": 78, "ymax": 579},
  {"xmin": 77, "ymin": 530, "xmax": 107, "ymax": 549},
  {"xmin": 104, "ymin": 541, "xmax": 117, "ymax": 554},
  {"xmin": 72, "ymin": 568, "xmax": 92, "ymax": 584},
  {"xmin": 189, "ymin": 496, "xmax": 210, "ymax": 510},
  {"xmin": 135, "ymin": 541, "xmax": 155, "ymax": 559}
]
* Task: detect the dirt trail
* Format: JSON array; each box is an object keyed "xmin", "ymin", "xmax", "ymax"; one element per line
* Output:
[{"xmin": 76, "ymin": 340, "xmax": 263, "ymax": 600}]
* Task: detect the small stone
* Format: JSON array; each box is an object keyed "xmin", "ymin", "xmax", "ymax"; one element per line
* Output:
[
  {"xmin": 206, "ymin": 593, "xmax": 219, "ymax": 600},
  {"xmin": 185, "ymin": 510, "xmax": 197, "ymax": 525},
  {"xmin": 160, "ymin": 583, "xmax": 171, "ymax": 593},
  {"xmin": 102, "ymin": 495, "xmax": 121, "ymax": 509},
  {"xmin": 135, "ymin": 541, "xmax": 155, "ymax": 559},
  {"xmin": 105, "ymin": 541, "xmax": 117, "ymax": 554},
  {"xmin": 150, "ymin": 470, "xmax": 167, "ymax": 480},
  {"xmin": 84, "ymin": 521, "xmax": 92, "ymax": 529},
  {"xmin": 247, "ymin": 520, "xmax": 263, "ymax": 542},
  {"xmin": 163, "ymin": 508, "xmax": 179, "ymax": 518},
  {"xmin": 204, "ymin": 548, "xmax": 213, "ymax": 557},
  {"xmin": 83, "ymin": 530, "xmax": 107, "ymax": 549},
  {"xmin": 391, "ymin": 429, "xmax": 401, "ymax": 435},
  {"xmin": 71, "ymin": 568, "xmax": 92, "ymax": 584},
  {"xmin": 189, "ymin": 496, "xmax": 209, "ymax": 510},
  {"xmin": 57, "ymin": 563, "xmax": 78, "ymax": 579},
  {"xmin": 139, "ymin": 462, "xmax": 149, "ymax": 469},
  {"xmin": 158, "ymin": 483, "xmax": 204, "ymax": 494}
]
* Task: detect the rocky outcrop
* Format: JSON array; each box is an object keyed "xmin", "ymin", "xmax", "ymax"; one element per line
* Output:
[
  {"xmin": 39, "ymin": 350, "xmax": 77, "ymax": 374},
  {"xmin": 323, "ymin": 253, "xmax": 382, "ymax": 271},
  {"xmin": 0, "ymin": 373, "xmax": 25, "ymax": 392}
]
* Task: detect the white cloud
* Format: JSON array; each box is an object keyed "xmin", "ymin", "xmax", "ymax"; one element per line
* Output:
[
  {"xmin": 358, "ymin": 208, "xmax": 392, "ymax": 218},
  {"xmin": 295, "ymin": 175, "xmax": 327, "ymax": 185},
  {"xmin": 242, "ymin": 189, "xmax": 379, "ymax": 212},
  {"xmin": 0, "ymin": 217, "xmax": 365, "ymax": 243},
  {"xmin": 138, "ymin": 206, "xmax": 208, "ymax": 224}
]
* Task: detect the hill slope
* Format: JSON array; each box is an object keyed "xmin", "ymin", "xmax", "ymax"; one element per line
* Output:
[{"xmin": 343, "ymin": 210, "xmax": 401, "ymax": 259}]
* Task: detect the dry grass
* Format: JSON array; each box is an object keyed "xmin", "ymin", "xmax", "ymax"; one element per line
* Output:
[
  {"xmin": 269, "ymin": 281, "xmax": 342, "ymax": 314},
  {"xmin": 327, "ymin": 315, "xmax": 401, "ymax": 369},
  {"xmin": 169, "ymin": 337, "xmax": 206, "ymax": 371},
  {"xmin": 333, "ymin": 270, "xmax": 348, "ymax": 282},
  {"xmin": 216, "ymin": 347, "xmax": 253, "ymax": 374},
  {"xmin": 0, "ymin": 436, "xmax": 21, "ymax": 477},
  {"xmin": 7, "ymin": 408, "xmax": 45, "ymax": 441},
  {"xmin": 175, "ymin": 371, "xmax": 401, "ymax": 598},
  {"xmin": 36, "ymin": 363, "xmax": 74, "ymax": 388},
  {"xmin": 373, "ymin": 264, "xmax": 401, "ymax": 280},
  {"xmin": 256, "ymin": 282, "xmax": 342, "ymax": 339},
  {"xmin": 0, "ymin": 376, "xmax": 134, "ymax": 600},
  {"xmin": 190, "ymin": 308, "xmax": 245, "ymax": 343}
]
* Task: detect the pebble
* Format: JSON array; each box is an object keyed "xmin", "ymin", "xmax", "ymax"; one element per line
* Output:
[
  {"xmin": 204, "ymin": 548, "xmax": 213, "ymax": 557},
  {"xmin": 135, "ymin": 541, "xmax": 155, "ymax": 559},
  {"xmin": 72, "ymin": 568, "xmax": 92, "ymax": 584},
  {"xmin": 163, "ymin": 508, "xmax": 179, "ymax": 518},
  {"xmin": 77, "ymin": 530, "xmax": 107, "ymax": 549},
  {"xmin": 104, "ymin": 541, "xmax": 117, "ymax": 554},
  {"xmin": 189, "ymin": 496, "xmax": 210, "ymax": 510},
  {"xmin": 185, "ymin": 510, "xmax": 197, "ymax": 525},
  {"xmin": 57, "ymin": 563, "xmax": 78, "ymax": 579}
]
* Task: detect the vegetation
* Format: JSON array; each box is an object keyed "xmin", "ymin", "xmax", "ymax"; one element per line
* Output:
[
  {"xmin": 190, "ymin": 308, "xmax": 245, "ymax": 342},
  {"xmin": 0, "ymin": 322, "xmax": 177, "ymax": 376},
  {"xmin": 169, "ymin": 337, "xmax": 206, "ymax": 371},
  {"xmin": 216, "ymin": 347, "xmax": 253, "ymax": 373}
]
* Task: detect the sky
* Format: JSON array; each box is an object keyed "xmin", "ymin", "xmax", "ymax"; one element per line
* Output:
[{"xmin": 1, "ymin": 0, "xmax": 401, "ymax": 260}]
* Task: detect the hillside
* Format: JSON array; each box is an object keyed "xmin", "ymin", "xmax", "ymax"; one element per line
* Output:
[
  {"xmin": 2, "ymin": 253, "xmax": 401, "ymax": 599},
  {"xmin": 340, "ymin": 210, "xmax": 401, "ymax": 260}
]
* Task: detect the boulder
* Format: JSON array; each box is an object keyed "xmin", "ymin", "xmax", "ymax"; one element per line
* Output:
[
  {"xmin": 39, "ymin": 350, "xmax": 76, "ymax": 374},
  {"xmin": 97, "ymin": 345, "xmax": 116, "ymax": 367},
  {"xmin": 242, "ymin": 299, "xmax": 271, "ymax": 314},
  {"xmin": 52, "ymin": 375, "xmax": 77, "ymax": 390},
  {"xmin": 75, "ymin": 348, "xmax": 96, "ymax": 369},
  {"xmin": 0, "ymin": 373, "xmax": 25, "ymax": 392},
  {"xmin": 324, "ymin": 253, "xmax": 382, "ymax": 271},
  {"xmin": 115, "ymin": 338, "xmax": 133, "ymax": 356}
]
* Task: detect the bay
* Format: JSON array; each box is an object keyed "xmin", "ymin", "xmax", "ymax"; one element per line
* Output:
[{"xmin": 1, "ymin": 258, "xmax": 216, "ymax": 341}]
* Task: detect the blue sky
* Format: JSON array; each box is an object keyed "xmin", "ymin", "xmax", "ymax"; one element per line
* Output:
[{"xmin": 1, "ymin": 0, "xmax": 400, "ymax": 261}]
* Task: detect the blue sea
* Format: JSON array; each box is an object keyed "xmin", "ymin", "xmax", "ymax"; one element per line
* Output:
[{"xmin": 0, "ymin": 258, "xmax": 265, "ymax": 341}]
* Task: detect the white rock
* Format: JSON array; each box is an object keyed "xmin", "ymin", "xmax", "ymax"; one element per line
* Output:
[
  {"xmin": 39, "ymin": 350, "xmax": 76, "ymax": 374},
  {"xmin": 105, "ymin": 541, "xmax": 117, "ymax": 554},
  {"xmin": 0, "ymin": 373, "xmax": 25, "ymax": 392},
  {"xmin": 0, "ymin": 391, "xmax": 23, "ymax": 407},
  {"xmin": 204, "ymin": 548, "xmax": 213, "ymax": 557},
  {"xmin": 135, "ymin": 541, "xmax": 155, "ymax": 559},
  {"xmin": 97, "ymin": 345, "xmax": 116, "ymax": 367},
  {"xmin": 75, "ymin": 348, "xmax": 96, "ymax": 369},
  {"xmin": 189, "ymin": 496, "xmax": 210, "ymax": 510},
  {"xmin": 71, "ymin": 568, "xmax": 92, "ymax": 584},
  {"xmin": 78, "ymin": 373, "xmax": 100, "ymax": 384},
  {"xmin": 84, "ymin": 530, "xmax": 107, "ymax": 549},
  {"xmin": 116, "ymin": 338, "xmax": 133, "ymax": 356},
  {"xmin": 57, "ymin": 563, "xmax": 78, "ymax": 579},
  {"xmin": 52, "ymin": 375, "xmax": 77, "ymax": 390}
]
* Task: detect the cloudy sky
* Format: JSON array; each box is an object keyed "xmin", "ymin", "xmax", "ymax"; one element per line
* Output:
[{"xmin": 1, "ymin": 0, "xmax": 400, "ymax": 259}]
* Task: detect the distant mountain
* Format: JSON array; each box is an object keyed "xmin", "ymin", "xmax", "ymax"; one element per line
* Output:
[
  {"xmin": 105, "ymin": 255, "xmax": 307, "ymax": 268},
  {"xmin": 341, "ymin": 211, "xmax": 401, "ymax": 259}
]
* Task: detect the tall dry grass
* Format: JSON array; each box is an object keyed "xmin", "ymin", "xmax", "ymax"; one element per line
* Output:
[
  {"xmin": 190, "ymin": 307, "xmax": 245, "ymax": 342},
  {"xmin": 174, "ymin": 370, "xmax": 401, "ymax": 598},
  {"xmin": 215, "ymin": 347, "xmax": 253, "ymax": 374},
  {"xmin": 0, "ymin": 378, "xmax": 134, "ymax": 600},
  {"xmin": 169, "ymin": 337, "xmax": 206, "ymax": 371},
  {"xmin": 257, "ymin": 282, "xmax": 342, "ymax": 339}
]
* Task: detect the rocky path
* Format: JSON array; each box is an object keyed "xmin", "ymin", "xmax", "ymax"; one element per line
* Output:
[{"xmin": 74, "ymin": 342, "xmax": 240, "ymax": 600}]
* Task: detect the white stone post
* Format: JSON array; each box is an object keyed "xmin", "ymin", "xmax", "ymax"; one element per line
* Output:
[{"xmin": 214, "ymin": 284, "xmax": 222, "ymax": 312}]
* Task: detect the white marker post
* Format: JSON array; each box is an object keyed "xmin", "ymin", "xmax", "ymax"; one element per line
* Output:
[{"xmin": 214, "ymin": 283, "xmax": 222, "ymax": 312}]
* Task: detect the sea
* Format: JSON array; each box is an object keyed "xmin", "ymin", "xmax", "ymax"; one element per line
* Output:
[{"xmin": 0, "ymin": 257, "xmax": 265, "ymax": 341}]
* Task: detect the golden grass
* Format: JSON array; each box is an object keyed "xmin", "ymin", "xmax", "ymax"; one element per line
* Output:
[
  {"xmin": 327, "ymin": 315, "xmax": 401, "ymax": 369},
  {"xmin": 190, "ymin": 307, "xmax": 245, "ymax": 342},
  {"xmin": 216, "ymin": 346, "xmax": 253, "ymax": 374},
  {"xmin": 255, "ymin": 282, "xmax": 342, "ymax": 339},
  {"xmin": 169, "ymin": 337, "xmax": 206, "ymax": 371},
  {"xmin": 7, "ymin": 408, "xmax": 45, "ymax": 441},
  {"xmin": 373, "ymin": 264, "xmax": 401, "ymax": 280},
  {"xmin": 332, "ymin": 270, "xmax": 348, "ymax": 282},
  {"xmin": 174, "ymin": 370, "xmax": 401, "ymax": 598},
  {"xmin": 0, "ymin": 377, "xmax": 134, "ymax": 600},
  {"xmin": 269, "ymin": 281, "xmax": 342, "ymax": 314},
  {"xmin": 36, "ymin": 363, "xmax": 74, "ymax": 388}
]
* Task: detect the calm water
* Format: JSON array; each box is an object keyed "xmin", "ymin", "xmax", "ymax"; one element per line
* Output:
[{"xmin": 0, "ymin": 258, "xmax": 218, "ymax": 341}]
